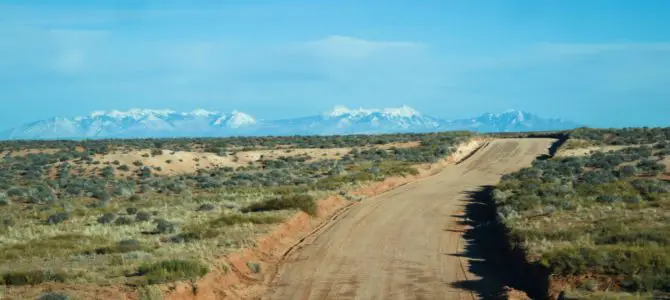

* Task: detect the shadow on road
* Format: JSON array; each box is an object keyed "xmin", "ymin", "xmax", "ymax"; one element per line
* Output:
[{"xmin": 448, "ymin": 185, "xmax": 550, "ymax": 300}]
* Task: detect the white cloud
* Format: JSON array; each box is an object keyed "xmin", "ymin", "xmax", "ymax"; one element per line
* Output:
[{"xmin": 301, "ymin": 35, "xmax": 423, "ymax": 59}]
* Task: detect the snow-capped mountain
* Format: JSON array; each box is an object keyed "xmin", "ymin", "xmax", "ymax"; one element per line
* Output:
[
  {"xmin": 444, "ymin": 110, "xmax": 579, "ymax": 132},
  {"xmin": 0, "ymin": 106, "xmax": 580, "ymax": 140},
  {"xmin": 262, "ymin": 105, "xmax": 443, "ymax": 135},
  {"xmin": 1, "ymin": 109, "xmax": 258, "ymax": 139}
]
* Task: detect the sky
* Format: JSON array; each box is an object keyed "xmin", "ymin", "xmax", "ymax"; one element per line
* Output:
[{"xmin": 1, "ymin": 0, "xmax": 670, "ymax": 130}]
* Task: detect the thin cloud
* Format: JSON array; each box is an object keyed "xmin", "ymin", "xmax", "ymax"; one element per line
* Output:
[{"xmin": 301, "ymin": 35, "xmax": 423, "ymax": 59}]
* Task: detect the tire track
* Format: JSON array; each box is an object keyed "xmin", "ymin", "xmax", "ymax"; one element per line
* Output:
[{"xmin": 264, "ymin": 139, "xmax": 554, "ymax": 300}]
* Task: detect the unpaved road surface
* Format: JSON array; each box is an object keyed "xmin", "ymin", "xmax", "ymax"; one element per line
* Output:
[{"xmin": 263, "ymin": 139, "xmax": 554, "ymax": 300}]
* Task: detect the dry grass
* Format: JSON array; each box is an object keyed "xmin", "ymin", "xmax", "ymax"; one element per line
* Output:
[{"xmin": 0, "ymin": 190, "xmax": 300, "ymax": 286}]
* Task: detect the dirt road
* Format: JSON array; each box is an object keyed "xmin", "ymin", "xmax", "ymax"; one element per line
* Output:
[{"xmin": 262, "ymin": 139, "xmax": 554, "ymax": 300}]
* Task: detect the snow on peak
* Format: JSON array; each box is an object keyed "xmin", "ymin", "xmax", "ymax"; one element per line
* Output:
[
  {"xmin": 328, "ymin": 105, "xmax": 353, "ymax": 117},
  {"xmin": 228, "ymin": 111, "xmax": 257, "ymax": 128},
  {"xmin": 186, "ymin": 109, "xmax": 219, "ymax": 117},
  {"xmin": 325, "ymin": 105, "xmax": 422, "ymax": 118},
  {"xmin": 90, "ymin": 109, "xmax": 176, "ymax": 119},
  {"xmin": 212, "ymin": 110, "xmax": 257, "ymax": 128},
  {"xmin": 381, "ymin": 105, "xmax": 421, "ymax": 118}
]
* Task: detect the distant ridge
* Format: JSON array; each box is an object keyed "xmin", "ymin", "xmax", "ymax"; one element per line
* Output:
[{"xmin": 0, "ymin": 106, "xmax": 581, "ymax": 140}]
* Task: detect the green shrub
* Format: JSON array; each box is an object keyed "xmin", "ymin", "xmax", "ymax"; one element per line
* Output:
[
  {"xmin": 114, "ymin": 216, "xmax": 133, "ymax": 226},
  {"xmin": 154, "ymin": 219, "xmax": 178, "ymax": 234},
  {"xmin": 2, "ymin": 215, "xmax": 15, "ymax": 227},
  {"xmin": 196, "ymin": 203, "xmax": 216, "ymax": 212},
  {"xmin": 37, "ymin": 292, "xmax": 70, "ymax": 300},
  {"xmin": 210, "ymin": 214, "xmax": 284, "ymax": 226},
  {"xmin": 0, "ymin": 192, "xmax": 9, "ymax": 206},
  {"xmin": 246, "ymin": 262, "xmax": 261, "ymax": 273},
  {"xmin": 97, "ymin": 213, "xmax": 116, "ymax": 225},
  {"xmin": 137, "ymin": 259, "xmax": 209, "ymax": 284},
  {"xmin": 168, "ymin": 232, "xmax": 203, "ymax": 243},
  {"xmin": 126, "ymin": 207, "xmax": 138, "ymax": 214},
  {"xmin": 92, "ymin": 239, "xmax": 142, "ymax": 255},
  {"xmin": 1, "ymin": 234, "xmax": 109, "ymax": 261},
  {"xmin": 136, "ymin": 211, "xmax": 152, "ymax": 222},
  {"xmin": 242, "ymin": 194, "xmax": 316, "ymax": 215},
  {"xmin": 0, "ymin": 269, "xmax": 66, "ymax": 286},
  {"xmin": 46, "ymin": 212, "xmax": 69, "ymax": 225},
  {"xmin": 618, "ymin": 165, "xmax": 638, "ymax": 178}
]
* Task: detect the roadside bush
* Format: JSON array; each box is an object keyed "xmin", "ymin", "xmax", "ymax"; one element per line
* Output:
[
  {"xmin": 246, "ymin": 262, "xmax": 261, "ymax": 273},
  {"xmin": 93, "ymin": 239, "xmax": 142, "ymax": 255},
  {"xmin": 209, "ymin": 214, "xmax": 284, "ymax": 226},
  {"xmin": 37, "ymin": 292, "xmax": 70, "ymax": 300},
  {"xmin": 137, "ymin": 259, "xmax": 209, "ymax": 284},
  {"xmin": 126, "ymin": 207, "xmax": 138, "ymax": 215},
  {"xmin": 0, "ymin": 269, "xmax": 66, "ymax": 286},
  {"xmin": 541, "ymin": 246, "xmax": 670, "ymax": 283},
  {"xmin": 242, "ymin": 194, "xmax": 316, "ymax": 215}
]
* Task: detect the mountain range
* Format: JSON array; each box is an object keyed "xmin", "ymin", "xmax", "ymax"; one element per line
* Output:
[{"xmin": 0, "ymin": 106, "xmax": 580, "ymax": 140}]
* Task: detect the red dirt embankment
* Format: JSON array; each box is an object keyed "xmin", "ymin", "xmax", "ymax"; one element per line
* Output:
[{"xmin": 164, "ymin": 138, "xmax": 490, "ymax": 300}]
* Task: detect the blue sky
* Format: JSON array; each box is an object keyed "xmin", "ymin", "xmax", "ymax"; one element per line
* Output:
[{"xmin": 1, "ymin": 0, "xmax": 670, "ymax": 130}]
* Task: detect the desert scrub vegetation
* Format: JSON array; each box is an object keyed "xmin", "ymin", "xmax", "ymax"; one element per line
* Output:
[
  {"xmin": 135, "ymin": 259, "xmax": 209, "ymax": 285},
  {"xmin": 571, "ymin": 127, "xmax": 670, "ymax": 146},
  {"xmin": 0, "ymin": 131, "xmax": 473, "ymax": 291},
  {"xmin": 494, "ymin": 143, "xmax": 670, "ymax": 297}
]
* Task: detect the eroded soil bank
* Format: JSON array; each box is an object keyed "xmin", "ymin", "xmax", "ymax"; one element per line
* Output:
[
  {"xmin": 164, "ymin": 138, "xmax": 490, "ymax": 300},
  {"xmin": 261, "ymin": 139, "xmax": 554, "ymax": 300}
]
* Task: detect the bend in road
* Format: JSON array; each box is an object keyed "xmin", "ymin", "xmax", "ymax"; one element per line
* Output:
[{"xmin": 263, "ymin": 139, "xmax": 555, "ymax": 300}]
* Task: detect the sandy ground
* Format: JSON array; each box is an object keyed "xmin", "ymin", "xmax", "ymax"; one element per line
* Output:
[
  {"xmin": 48, "ymin": 141, "xmax": 421, "ymax": 177},
  {"xmin": 556, "ymin": 143, "xmax": 656, "ymax": 157},
  {"xmin": 262, "ymin": 138, "xmax": 554, "ymax": 300}
]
